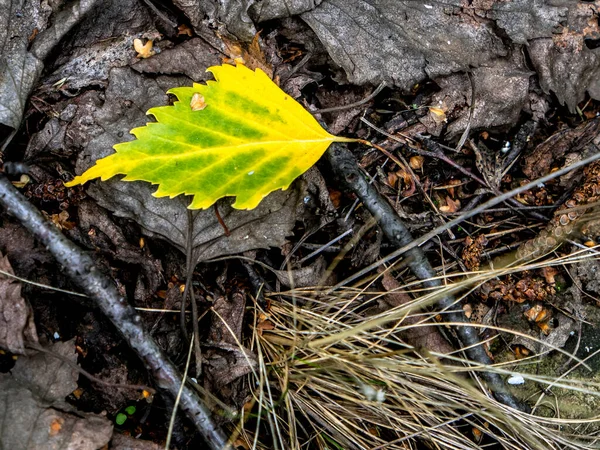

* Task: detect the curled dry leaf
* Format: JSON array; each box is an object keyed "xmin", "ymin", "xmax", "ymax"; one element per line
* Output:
[
  {"xmin": 428, "ymin": 105, "xmax": 447, "ymax": 124},
  {"xmin": 409, "ymin": 155, "xmax": 424, "ymax": 170},
  {"xmin": 133, "ymin": 38, "xmax": 155, "ymax": 58},
  {"xmin": 439, "ymin": 195, "xmax": 460, "ymax": 213},
  {"xmin": 190, "ymin": 93, "xmax": 207, "ymax": 111}
]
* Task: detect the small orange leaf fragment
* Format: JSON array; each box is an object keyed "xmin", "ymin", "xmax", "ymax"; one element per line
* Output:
[
  {"xmin": 190, "ymin": 93, "xmax": 206, "ymax": 111},
  {"xmin": 513, "ymin": 345, "xmax": 532, "ymax": 359},
  {"xmin": 49, "ymin": 418, "xmax": 64, "ymax": 436},
  {"xmin": 257, "ymin": 320, "xmax": 275, "ymax": 331},
  {"xmin": 72, "ymin": 388, "xmax": 84, "ymax": 399},
  {"xmin": 177, "ymin": 24, "xmax": 193, "ymax": 37},
  {"xmin": 429, "ymin": 106, "xmax": 447, "ymax": 123},
  {"xmin": 409, "ymin": 155, "xmax": 424, "ymax": 170},
  {"xmin": 134, "ymin": 39, "xmax": 155, "ymax": 58},
  {"xmin": 439, "ymin": 196, "xmax": 460, "ymax": 213}
]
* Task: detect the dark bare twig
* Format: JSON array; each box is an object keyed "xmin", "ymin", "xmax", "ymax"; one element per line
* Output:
[
  {"xmin": 0, "ymin": 174, "xmax": 229, "ymax": 450},
  {"xmin": 327, "ymin": 143, "xmax": 530, "ymax": 412}
]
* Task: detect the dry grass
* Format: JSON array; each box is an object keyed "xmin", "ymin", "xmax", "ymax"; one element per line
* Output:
[{"xmin": 234, "ymin": 246, "xmax": 600, "ymax": 449}]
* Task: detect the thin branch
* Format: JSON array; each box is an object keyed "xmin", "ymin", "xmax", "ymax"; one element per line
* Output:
[{"xmin": 0, "ymin": 174, "xmax": 229, "ymax": 450}]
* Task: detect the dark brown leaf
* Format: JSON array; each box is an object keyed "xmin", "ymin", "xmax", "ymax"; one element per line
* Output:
[{"xmin": 0, "ymin": 252, "xmax": 38, "ymax": 354}]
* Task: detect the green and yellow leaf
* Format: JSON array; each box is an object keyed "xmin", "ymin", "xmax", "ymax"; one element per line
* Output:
[{"xmin": 65, "ymin": 63, "xmax": 356, "ymax": 210}]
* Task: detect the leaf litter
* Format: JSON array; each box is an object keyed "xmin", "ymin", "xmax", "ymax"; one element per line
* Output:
[{"xmin": 2, "ymin": 1, "xmax": 600, "ymax": 449}]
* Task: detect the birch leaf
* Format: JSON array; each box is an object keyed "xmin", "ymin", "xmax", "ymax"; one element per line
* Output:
[{"xmin": 65, "ymin": 63, "xmax": 356, "ymax": 210}]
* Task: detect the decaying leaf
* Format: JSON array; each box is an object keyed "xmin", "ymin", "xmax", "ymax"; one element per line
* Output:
[
  {"xmin": 0, "ymin": 252, "xmax": 38, "ymax": 354},
  {"xmin": 378, "ymin": 271, "xmax": 454, "ymax": 355},
  {"xmin": 66, "ymin": 63, "xmax": 355, "ymax": 210},
  {"xmin": 0, "ymin": 340, "xmax": 113, "ymax": 449}
]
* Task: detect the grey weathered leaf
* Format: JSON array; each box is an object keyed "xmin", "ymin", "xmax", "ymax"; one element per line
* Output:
[
  {"xmin": 40, "ymin": 0, "xmax": 155, "ymax": 91},
  {"xmin": 420, "ymin": 52, "xmax": 533, "ymax": 140},
  {"xmin": 0, "ymin": 0, "xmax": 103, "ymax": 132},
  {"xmin": 88, "ymin": 180, "xmax": 301, "ymax": 264},
  {"xmin": 249, "ymin": 0, "xmax": 323, "ymax": 22},
  {"xmin": 12, "ymin": 340, "xmax": 79, "ymax": 402},
  {"xmin": 480, "ymin": 0, "xmax": 567, "ymax": 45},
  {"xmin": 0, "ymin": 341, "xmax": 113, "ymax": 450},
  {"xmin": 301, "ymin": 0, "xmax": 507, "ymax": 90},
  {"xmin": 0, "ymin": 0, "xmax": 44, "ymax": 130},
  {"xmin": 0, "ymin": 252, "xmax": 38, "ymax": 354},
  {"xmin": 132, "ymin": 38, "xmax": 221, "ymax": 82},
  {"xmin": 172, "ymin": 0, "xmax": 257, "ymax": 41},
  {"xmin": 527, "ymin": 2, "xmax": 600, "ymax": 112}
]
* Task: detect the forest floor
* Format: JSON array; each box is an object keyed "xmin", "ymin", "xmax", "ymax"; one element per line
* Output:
[{"xmin": 1, "ymin": 1, "xmax": 600, "ymax": 449}]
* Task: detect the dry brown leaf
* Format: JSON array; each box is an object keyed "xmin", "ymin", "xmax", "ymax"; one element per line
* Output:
[
  {"xmin": 409, "ymin": 155, "xmax": 424, "ymax": 170},
  {"xmin": 221, "ymin": 32, "xmax": 273, "ymax": 79},
  {"xmin": 0, "ymin": 252, "xmax": 38, "ymax": 354}
]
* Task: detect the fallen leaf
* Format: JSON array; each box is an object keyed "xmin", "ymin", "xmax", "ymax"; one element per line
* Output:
[
  {"xmin": 177, "ymin": 24, "xmax": 193, "ymax": 37},
  {"xmin": 428, "ymin": 106, "xmax": 447, "ymax": 124},
  {"xmin": 222, "ymin": 32, "xmax": 273, "ymax": 78},
  {"xmin": 439, "ymin": 196, "xmax": 460, "ymax": 213},
  {"xmin": 0, "ymin": 252, "xmax": 38, "ymax": 354},
  {"xmin": 66, "ymin": 63, "xmax": 356, "ymax": 210},
  {"xmin": 190, "ymin": 92, "xmax": 206, "ymax": 111},
  {"xmin": 133, "ymin": 38, "xmax": 155, "ymax": 58},
  {"xmin": 409, "ymin": 155, "xmax": 424, "ymax": 170},
  {"xmin": 0, "ymin": 340, "xmax": 113, "ymax": 449}
]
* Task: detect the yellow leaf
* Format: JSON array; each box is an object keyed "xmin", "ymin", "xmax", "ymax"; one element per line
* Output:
[{"xmin": 65, "ymin": 64, "xmax": 356, "ymax": 210}]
